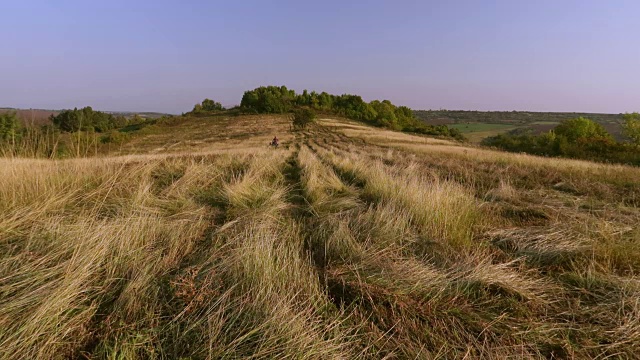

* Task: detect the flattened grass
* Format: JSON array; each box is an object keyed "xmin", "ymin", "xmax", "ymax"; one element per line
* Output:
[{"xmin": 2, "ymin": 116, "xmax": 639, "ymax": 358}]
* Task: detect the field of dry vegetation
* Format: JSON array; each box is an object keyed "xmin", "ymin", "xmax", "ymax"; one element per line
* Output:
[{"xmin": 1, "ymin": 115, "xmax": 639, "ymax": 359}]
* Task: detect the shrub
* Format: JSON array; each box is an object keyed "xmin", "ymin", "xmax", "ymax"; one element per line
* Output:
[
  {"xmin": 192, "ymin": 99, "xmax": 225, "ymax": 113},
  {"xmin": 292, "ymin": 108, "xmax": 317, "ymax": 129},
  {"xmin": 554, "ymin": 117, "xmax": 611, "ymax": 142},
  {"xmin": 50, "ymin": 107, "xmax": 125, "ymax": 132},
  {"xmin": 482, "ymin": 118, "xmax": 640, "ymax": 165},
  {"xmin": 101, "ymin": 130, "xmax": 130, "ymax": 145}
]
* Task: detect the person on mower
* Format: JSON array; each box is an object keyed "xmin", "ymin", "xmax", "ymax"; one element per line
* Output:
[{"xmin": 270, "ymin": 136, "xmax": 279, "ymax": 148}]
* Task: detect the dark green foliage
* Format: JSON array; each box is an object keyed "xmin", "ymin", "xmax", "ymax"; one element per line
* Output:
[
  {"xmin": 332, "ymin": 94, "xmax": 374, "ymax": 121},
  {"xmin": 553, "ymin": 117, "xmax": 611, "ymax": 142},
  {"xmin": 414, "ymin": 124, "xmax": 465, "ymax": 140},
  {"xmin": 50, "ymin": 107, "xmax": 126, "ymax": 132},
  {"xmin": 201, "ymin": 99, "xmax": 224, "ymax": 111},
  {"xmin": 483, "ymin": 118, "xmax": 640, "ymax": 165},
  {"xmin": 240, "ymin": 86, "xmax": 463, "ymax": 139},
  {"xmin": 192, "ymin": 99, "xmax": 224, "ymax": 113},
  {"xmin": 240, "ymin": 86, "xmax": 296, "ymax": 113},
  {"xmin": 0, "ymin": 112, "xmax": 20, "ymax": 141},
  {"xmin": 292, "ymin": 108, "xmax": 317, "ymax": 129},
  {"xmin": 623, "ymin": 112, "xmax": 640, "ymax": 145}
]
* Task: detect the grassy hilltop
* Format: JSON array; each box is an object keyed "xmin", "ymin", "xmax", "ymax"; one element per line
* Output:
[{"xmin": 1, "ymin": 113, "xmax": 640, "ymax": 359}]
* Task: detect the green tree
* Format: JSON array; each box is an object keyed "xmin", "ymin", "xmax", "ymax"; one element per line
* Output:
[
  {"xmin": 52, "ymin": 108, "xmax": 83, "ymax": 132},
  {"xmin": 370, "ymin": 100, "xmax": 398, "ymax": 129},
  {"xmin": 291, "ymin": 108, "xmax": 316, "ymax": 129},
  {"xmin": 623, "ymin": 112, "xmax": 640, "ymax": 146},
  {"xmin": 308, "ymin": 91, "xmax": 320, "ymax": 108},
  {"xmin": 51, "ymin": 107, "xmax": 120, "ymax": 132},
  {"xmin": 0, "ymin": 112, "xmax": 20, "ymax": 141},
  {"xmin": 297, "ymin": 89, "xmax": 311, "ymax": 106},
  {"xmin": 553, "ymin": 117, "xmax": 611, "ymax": 142},
  {"xmin": 201, "ymin": 98, "xmax": 224, "ymax": 111},
  {"xmin": 318, "ymin": 92, "xmax": 333, "ymax": 110},
  {"xmin": 241, "ymin": 86, "xmax": 295, "ymax": 113}
]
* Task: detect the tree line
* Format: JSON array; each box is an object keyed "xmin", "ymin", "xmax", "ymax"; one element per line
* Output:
[
  {"xmin": 12, "ymin": 89, "xmax": 640, "ymax": 163},
  {"xmin": 0, "ymin": 107, "xmax": 151, "ymax": 157},
  {"xmin": 482, "ymin": 114, "xmax": 640, "ymax": 165},
  {"xmin": 51, "ymin": 107, "xmax": 128, "ymax": 132},
  {"xmin": 238, "ymin": 86, "xmax": 464, "ymax": 139}
]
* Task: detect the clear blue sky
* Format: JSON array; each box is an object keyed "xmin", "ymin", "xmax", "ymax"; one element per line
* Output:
[{"xmin": 1, "ymin": 0, "xmax": 638, "ymax": 114}]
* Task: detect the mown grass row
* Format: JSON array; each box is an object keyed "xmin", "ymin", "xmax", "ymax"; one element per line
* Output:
[
  {"xmin": 297, "ymin": 145, "xmax": 559, "ymax": 358},
  {"xmin": 157, "ymin": 150, "xmax": 360, "ymax": 359},
  {"xmin": 0, "ymin": 153, "xmax": 254, "ymax": 358},
  {"xmin": 2, "ymin": 121, "xmax": 639, "ymax": 358},
  {"xmin": 304, "ymin": 138, "xmax": 640, "ymax": 358}
]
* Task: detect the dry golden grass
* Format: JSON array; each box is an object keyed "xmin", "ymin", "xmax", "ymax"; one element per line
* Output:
[
  {"xmin": 118, "ymin": 114, "xmax": 294, "ymax": 155},
  {"xmin": 319, "ymin": 118, "xmax": 456, "ymax": 146},
  {"xmin": 1, "ymin": 114, "xmax": 639, "ymax": 359}
]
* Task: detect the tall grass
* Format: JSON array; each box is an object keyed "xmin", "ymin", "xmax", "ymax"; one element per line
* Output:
[
  {"xmin": 0, "ymin": 127, "xmax": 105, "ymax": 159},
  {"xmin": 0, "ymin": 154, "xmax": 237, "ymax": 358},
  {"xmin": 298, "ymin": 144, "xmax": 555, "ymax": 357},
  {"xmin": 307, "ymin": 123, "xmax": 640, "ymax": 358},
  {"xmin": 2, "ymin": 117, "xmax": 639, "ymax": 358},
  {"xmin": 190, "ymin": 150, "xmax": 356, "ymax": 358},
  {"xmin": 318, "ymin": 145, "xmax": 479, "ymax": 248}
]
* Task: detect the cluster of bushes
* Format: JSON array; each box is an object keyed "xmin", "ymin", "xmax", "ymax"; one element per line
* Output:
[
  {"xmin": 240, "ymin": 86, "xmax": 296, "ymax": 114},
  {"xmin": 483, "ymin": 116, "xmax": 640, "ymax": 165},
  {"xmin": 191, "ymin": 98, "xmax": 225, "ymax": 114},
  {"xmin": 1, "ymin": 108, "xmax": 153, "ymax": 157},
  {"xmin": 100, "ymin": 129, "xmax": 130, "ymax": 145},
  {"xmin": 240, "ymin": 86, "xmax": 464, "ymax": 139},
  {"xmin": 50, "ymin": 106, "xmax": 127, "ymax": 132}
]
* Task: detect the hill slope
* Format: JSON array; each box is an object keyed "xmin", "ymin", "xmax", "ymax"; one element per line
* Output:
[{"xmin": 1, "ymin": 115, "xmax": 639, "ymax": 358}]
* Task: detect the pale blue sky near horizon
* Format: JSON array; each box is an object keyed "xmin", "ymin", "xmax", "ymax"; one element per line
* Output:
[{"xmin": 1, "ymin": 0, "xmax": 638, "ymax": 114}]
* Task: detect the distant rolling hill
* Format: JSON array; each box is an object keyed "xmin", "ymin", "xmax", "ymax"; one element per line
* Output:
[
  {"xmin": 0, "ymin": 107, "xmax": 172, "ymax": 126},
  {"xmin": 415, "ymin": 110, "xmax": 625, "ymax": 142}
]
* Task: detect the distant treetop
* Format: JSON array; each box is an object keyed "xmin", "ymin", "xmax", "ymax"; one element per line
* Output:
[
  {"xmin": 192, "ymin": 99, "xmax": 225, "ymax": 113},
  {"xmin": 50, "ymin": 107, "xmax": 126, "ymax": 132}
]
